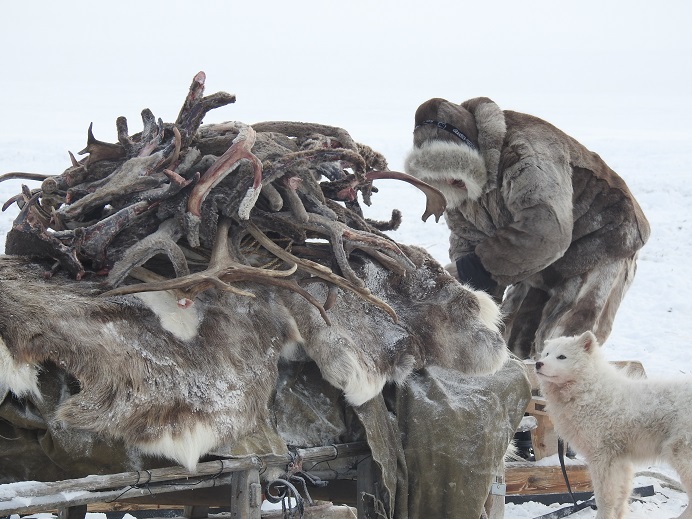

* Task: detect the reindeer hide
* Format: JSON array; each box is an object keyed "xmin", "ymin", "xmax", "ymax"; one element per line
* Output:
[{"xmin": 0, "ymin": 244, "xmax": 509, "ymax": 472}]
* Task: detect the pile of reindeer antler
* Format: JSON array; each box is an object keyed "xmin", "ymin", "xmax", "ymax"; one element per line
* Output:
[{"xmin": 0, "ymin": 72, "xmax": 446, "ymax": 323}]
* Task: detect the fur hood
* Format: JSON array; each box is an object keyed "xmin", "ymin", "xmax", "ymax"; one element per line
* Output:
[{"xmin": 404, "ymin": 97, "xmax": 506, "ymax": 204}]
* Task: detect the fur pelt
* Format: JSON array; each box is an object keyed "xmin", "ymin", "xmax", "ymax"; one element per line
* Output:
[
  {"xmin": 536, "ymin": 332, "xmax": 692, "ymax": 519},
  {"xmin": 0, "ymin": 246, "xmax": 508, "ymax": 470}
]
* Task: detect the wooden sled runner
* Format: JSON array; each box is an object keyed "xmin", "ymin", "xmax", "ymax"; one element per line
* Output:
[{"xmin": 0, "ymin": 443, "xmax": 370, "ymax": 519}]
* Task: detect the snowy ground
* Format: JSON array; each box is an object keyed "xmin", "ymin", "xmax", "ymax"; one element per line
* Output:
[{"xmin": 2, "ymin": 0, "xmax": 691, "ymax": 517}]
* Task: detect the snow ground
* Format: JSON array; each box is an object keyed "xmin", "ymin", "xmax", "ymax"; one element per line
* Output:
[{"xmin": 1, "ymin": 0, "xmax": 691, "ymax": 517}]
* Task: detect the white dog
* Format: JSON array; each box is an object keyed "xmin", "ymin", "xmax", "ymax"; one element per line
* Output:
[{"xmin": 535, "ymin": 331, "xmax": 692, "ymax": 519}]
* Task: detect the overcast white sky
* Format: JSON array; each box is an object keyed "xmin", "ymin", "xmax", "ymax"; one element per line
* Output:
[{"xmin": 1, "ymin": 0, "xmax": 690, "ymax": 167}]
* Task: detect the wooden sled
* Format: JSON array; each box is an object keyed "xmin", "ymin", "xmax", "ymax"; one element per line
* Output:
[{"xmin": 0, "ymin": 443, "xmax": 369, "ymax": 519}]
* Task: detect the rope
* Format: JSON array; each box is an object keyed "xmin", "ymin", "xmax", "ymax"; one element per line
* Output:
[
  {"xmin": 265, "ymin": 478, "xmax": 305, "ymax": 519},
  {"xmin": 106, "ymin": 460, "xmax": 226, "ymax": 503}
]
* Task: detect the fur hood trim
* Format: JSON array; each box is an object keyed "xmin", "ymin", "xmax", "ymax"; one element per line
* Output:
[
  {"xmin": 404, "ymin": 141, "xmax": 488, "ymax": 203},
  {"xmin": 404, "ymin": 97, "xmax": 507, "ymax": 205}
]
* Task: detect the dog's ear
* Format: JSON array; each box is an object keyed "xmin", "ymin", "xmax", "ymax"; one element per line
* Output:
[{"xmin": 578, "ymin": 331, "xmax": 598, "ymax": 353}]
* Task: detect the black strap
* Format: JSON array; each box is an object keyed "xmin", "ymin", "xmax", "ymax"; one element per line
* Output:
[
  {"xmin": 413, "ymin": 119, "xmax": 478, "ymax": 150},
  {"xmin": 532, "ymin": 438, "xmax": 596, "ymax": 518},
  {"xmin": 558, "ymin": 438, "xmax": 577, "ymax": 505}
]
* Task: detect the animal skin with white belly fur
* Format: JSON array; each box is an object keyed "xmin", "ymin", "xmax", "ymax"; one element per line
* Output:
[{"xmin": 0, "ymin": 245, "xmax": 508, "ymax": 471}]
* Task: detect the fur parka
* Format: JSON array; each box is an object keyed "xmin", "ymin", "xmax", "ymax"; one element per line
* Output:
[{"xmin": 404, "ymin": 97, "xmax": 651, "ymax": 288}]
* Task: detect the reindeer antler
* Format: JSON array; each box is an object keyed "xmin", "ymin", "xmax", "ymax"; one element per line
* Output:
[
  {"xmin": 103, "ymin": 217, "xmax": 295, "ymax": 297},
  {"xmin": 1, "ymin": 72, "xmax": 445, "ymax": 324},
  {"xmin": 102, "ymin": 217, "xmax": 340, "ymax": 324},
  {"xmin": 245, "ymin": 222, "xmax": 398, "ymax": 322}
]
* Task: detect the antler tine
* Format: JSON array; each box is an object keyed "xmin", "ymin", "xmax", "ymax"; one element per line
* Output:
[
  {"xmin": 0, "ymin": 172, "xmax": 51, "ymax": 184},
  {"xmin": 100, "ymin": 217, "xmax": 336, "ymax": 323},
  {"xmin": 244, "ymin": 222, "xmax": 398, "ymax": 323},
  {"xmin": 107, "ymin": 218, "xmax": 190, "ymax": 288},
  {"xmin": 101, "ymin": 217, "xmax": 311, "ymax": 308},
  {"xmin": 185, "ymin": 123, "xmax": 263, "ymax": 247},
  {"xmin": 364, "ymin": 170, "xmax": 447, "ymax": 222},
  {"xmin": 78, "ymin": 122, "xmax": 126, "ymax": 165},
  {"xmin": 306, "ymin": 213, "xmax": 416, "ymax": 284}
]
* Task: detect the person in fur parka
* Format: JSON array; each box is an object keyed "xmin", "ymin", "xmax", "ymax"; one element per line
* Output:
[{"xmin": 404, "ymin": 97, "xmax": 650, "ymax": 358}]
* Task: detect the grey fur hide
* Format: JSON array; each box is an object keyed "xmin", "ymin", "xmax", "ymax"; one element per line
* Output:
[{"xmin": 0, "ymin": 245, "xmax": 508, "ymax": 470}]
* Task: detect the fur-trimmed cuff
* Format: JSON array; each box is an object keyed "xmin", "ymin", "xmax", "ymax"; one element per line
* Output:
[{"xmin": 404, "ymin": 140, "xmax": 488, "ymax": 204}]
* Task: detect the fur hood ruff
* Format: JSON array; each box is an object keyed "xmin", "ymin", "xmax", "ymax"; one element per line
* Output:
[
  {"xmin": 404, "ymin": 141, "xmax": 487, "ymax": 203},
  {"xmin": 404, "ymin": 98, "xmax": 506, "ymax": 205}
]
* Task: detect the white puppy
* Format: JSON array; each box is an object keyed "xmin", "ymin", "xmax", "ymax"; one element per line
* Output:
[{"xmin": 535, "ymin": 331, "xmax": 692, "ymax": 519}]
